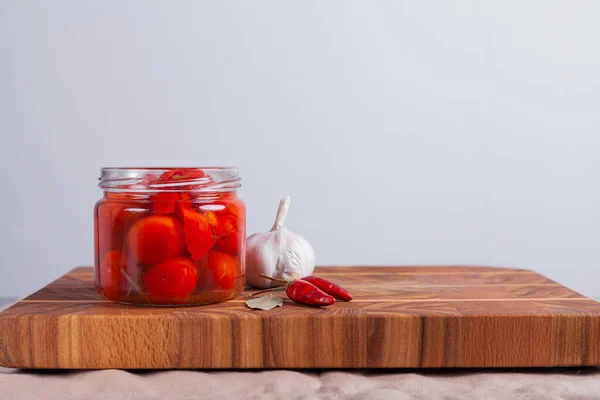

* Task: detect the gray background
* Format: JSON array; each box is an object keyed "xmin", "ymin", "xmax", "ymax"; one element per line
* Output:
[{"xmin": 1, "ymin": 1, "xmax": 599, "ymax": 298}]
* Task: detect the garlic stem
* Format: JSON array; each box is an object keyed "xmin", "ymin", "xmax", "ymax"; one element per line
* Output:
[
  {"xmin": 248, "ymin": 287, "xmax": 286, "ymax": 297},
  {"xmin": 271, "ymin": 196, "xmax": 291, "ymax": 231},
  {"xmin": 260, "ymin": 273, "xmax": 291, "ymax": 284}
]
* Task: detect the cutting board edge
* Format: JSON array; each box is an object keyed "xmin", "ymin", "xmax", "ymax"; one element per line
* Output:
[
  {"xmin": 2, "ymin": 265, "xmax": 599, "ymax": 369},
  {"xmin": 2, "ymin": 310, "xmax": 600, "ymax": 369}
]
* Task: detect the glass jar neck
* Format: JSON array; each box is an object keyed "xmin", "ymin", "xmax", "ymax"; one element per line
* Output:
[
  {"xmin": 102, "ymin": 191, "xmax": 238, "ymax": 202},
  {"xmin": 98, "ymin": 167, "xmax": 241, "ymax": 194}
]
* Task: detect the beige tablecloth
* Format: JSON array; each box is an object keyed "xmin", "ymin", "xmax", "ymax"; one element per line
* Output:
[{"xmin": 1, "ymin": 367, "xmax": 600, "ymax": 400}]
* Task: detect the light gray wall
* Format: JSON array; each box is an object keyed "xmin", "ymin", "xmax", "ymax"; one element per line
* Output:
[{"xmin": 1, "ymin": 1, "xmax": 600, "ymax": 297}]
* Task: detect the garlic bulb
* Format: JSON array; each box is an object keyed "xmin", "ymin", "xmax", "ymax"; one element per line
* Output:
[{"xmin": 246, "ymin": 197, "xmax": 316, "ymax": 289}]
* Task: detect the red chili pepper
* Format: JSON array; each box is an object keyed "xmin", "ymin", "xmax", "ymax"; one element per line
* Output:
[
  {"xmin": 286, "ymin": 279, "xmax": 335, "ymax": 306},
  {"xmin": 301, "ymin": 276, "xmax": 353, "ymax": 301}
]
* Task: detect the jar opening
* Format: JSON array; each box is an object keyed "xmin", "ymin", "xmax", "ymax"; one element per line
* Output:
[{"xmin": 98, "ymin": 167, "xmax": 241, "ymax": 193}]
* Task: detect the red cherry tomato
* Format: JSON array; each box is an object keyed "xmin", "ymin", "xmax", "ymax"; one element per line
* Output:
[
  {"xmin": 112, "ymin": 206, "xmax": 150, "ymax": 251},
  {"xmin": 181, "ymin": 209, "xmax": 217, "ymax": 261},
  {"xmin": 213, "ymin": 199, "xmax": 245, "ymax": 255},
  {"xmin": 96, "ymin": 201, "xmax": 143, "ymax": 255},
  {"xmin": 142, "ymin": 257, "xmax": 197, "ymax": 303},
  {"xmin": 127, "ymin": 215, "xmax": 184, "ymax": 265},
  {"xmin": 198, "ymin": 250, "xmax": 238, "ymax": 290},
  {"xmin": 100, "ymin": 250, "xmax": 125, "ymax": 300},
  {"xmin": 96, "ymin": 201, "xmax": 124, "ymax": 254}
]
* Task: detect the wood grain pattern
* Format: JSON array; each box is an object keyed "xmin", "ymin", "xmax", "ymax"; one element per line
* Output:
[{"xmin": 1, "ymin": 266, "xmax": 599, "ymax": 369}]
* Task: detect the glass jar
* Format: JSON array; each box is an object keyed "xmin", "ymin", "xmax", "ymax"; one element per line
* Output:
[{"xmin": 94, "ymin": 167, "xmax": 245, "ymax": 306}]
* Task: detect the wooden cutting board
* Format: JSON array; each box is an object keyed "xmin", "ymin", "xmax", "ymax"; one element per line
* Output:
[{"xmin": 1, "ymin": 266, "xmax": 599, "ymax": 369}]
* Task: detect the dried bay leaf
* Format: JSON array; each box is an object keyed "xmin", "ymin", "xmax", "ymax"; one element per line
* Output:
[{"xmin": 245, "ymin": 294, "xmax": 283, "ymax": 310}]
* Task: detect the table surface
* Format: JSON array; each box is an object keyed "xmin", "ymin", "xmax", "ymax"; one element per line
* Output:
[{"xmin": 1, "ymin": 363, "xmax": 599, "ymax": 400}]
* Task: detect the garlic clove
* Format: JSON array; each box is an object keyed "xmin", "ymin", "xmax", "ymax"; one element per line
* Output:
[{"xmin": 246, "ymin": 197, "xmax": 316, "ymax": 289}]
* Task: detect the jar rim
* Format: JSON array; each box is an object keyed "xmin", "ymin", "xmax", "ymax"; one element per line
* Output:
[
  {"xmin": 98, "ymin": 166, "xmax": 241, "ymax": 193},
  {"xmin": 100, "ymin": 166, "xmax": 239, "ymax": 173}
]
